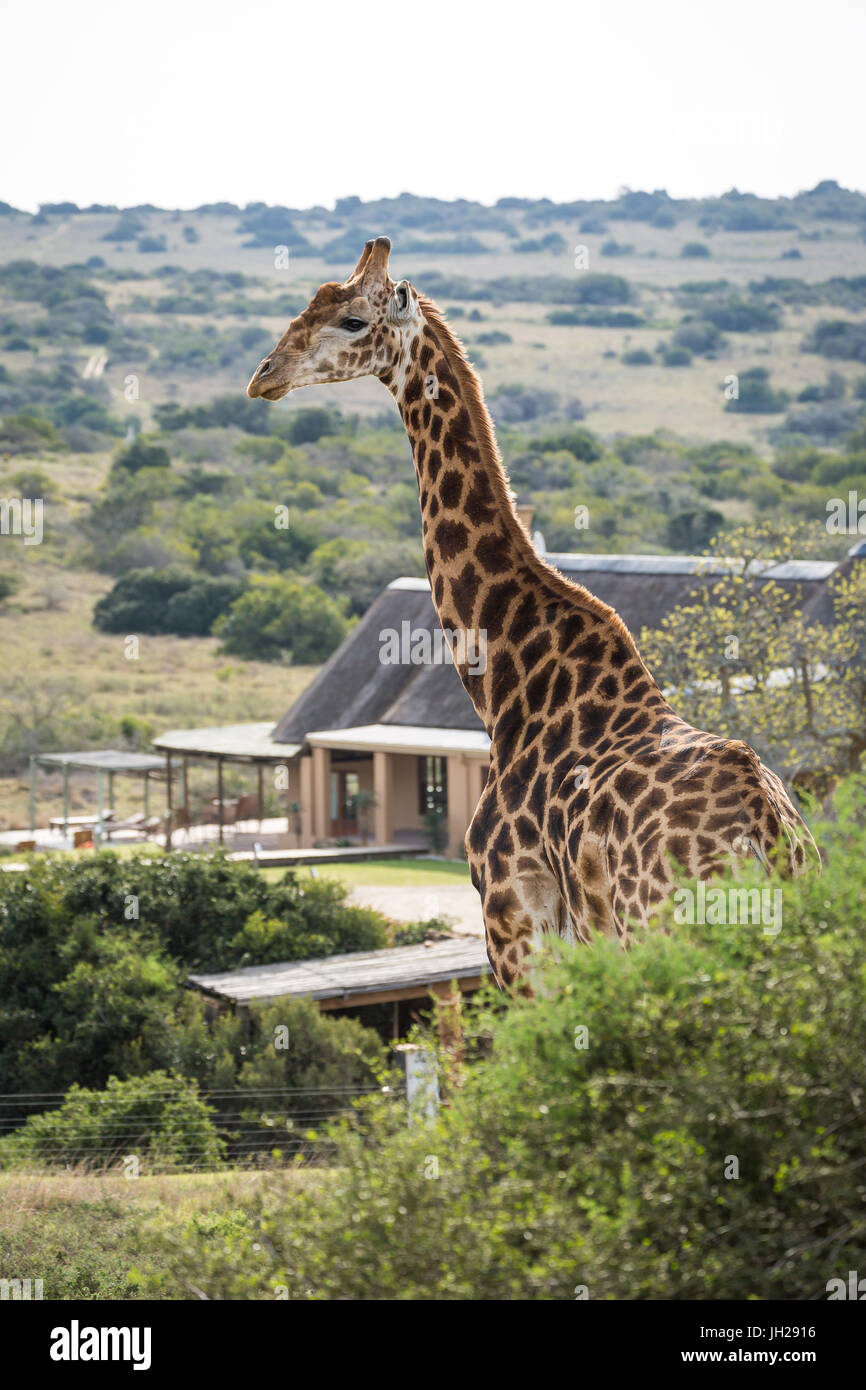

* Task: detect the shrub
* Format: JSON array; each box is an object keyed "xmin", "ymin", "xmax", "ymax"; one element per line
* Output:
[
  {"xmin": 0, "ymin": 852, "xmax": 391, "ymax": 1096},
  {"xmin": 548, "ymin": 308, "xmax": 644, "ymax": 328},
  {"xmin": 804, "ymin": 319, "xmax": 866, "ymax": 363},
  {"xmin": 680, "ymin": 241, "xmax": 711, "ymax": 258},
  {"xmin": 112, "ymin": 436, "xmax": 171, "ymax": 473},
  {"xmin": 673, "ymin": 319, "xmax": 726, "ymax": 356},
  {"xmin": 621, "ymin": 348, "xmax": 653, "ymax": 366},
  {"xmin": 701, "ymin": 298, "xmax": 782, "ymax": 333},
  {"xmin": 725, "ymin": 366, "xmax": 790, "ymax": 414},
  {"xmin": 780, "ymin": 403, "xmax": 863, "ymax": 442},
  {"xmin": 214, "ymin": 575, "xmax": 348, "ymax": 663},
  {"xmin": 797, "ymin": 372, "xmax": 846, "ymax": 402},
  {"xmin": 488, "ymin": 384, "xmax": 559, "ymax": 424},
  {"xmin": 526, "ymin": 425, "xmax": 603, "ymax": 462},
  {"xmin": 102, "ymin": 214, "xmax": 146, "ymax": 242},
  {"xmin": 0, "ymin": 411, "xmax": 63, "ymax": 454},
  {"xmin": 666, "ymin": 504, "xmax": 725, "ymax": 550},
  {"xmin": 286, "ymin": 406, "xmax": 342, "ymax": 445},
  {"xmin": 661, "ymin": 345, "xmax": 692, "ymax": 367},
  {"xmin": 146, "ymin": 779, "xmax": 866, "ymax": 1300},
  {"xmin": 92, "ymin": 568, "xmax": 245, "ymax": 637},
  {"xmin": 0, "ymin": 1072, "xmax": 225, "ymax": 1171},
  {"xmin": 309, "ymin": 537, "xmax": 424, "ymax": 618}
]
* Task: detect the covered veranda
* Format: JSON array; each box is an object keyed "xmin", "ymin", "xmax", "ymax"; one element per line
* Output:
[
  {"xmin": 151, "ymin": 723, "xmax": 300, "ymax": 849},
  {"xmin": 24, "ymin": 749, "xmax": 168, "ymax": 850}
]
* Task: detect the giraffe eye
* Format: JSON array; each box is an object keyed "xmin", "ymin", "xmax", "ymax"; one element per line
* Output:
[{"xmin": 339, "ymin": 317, "xmax": 367, "ymax": 332}]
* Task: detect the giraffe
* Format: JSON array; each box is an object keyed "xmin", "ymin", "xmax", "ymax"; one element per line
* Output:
[{"xmin": 247, "ymin": 236, "xmax": 819, "ymax": 986}]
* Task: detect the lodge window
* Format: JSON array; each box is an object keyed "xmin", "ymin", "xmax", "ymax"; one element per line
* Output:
[{"xmin": 418, "ymin": 755, "xmax": 447, "ymax": 816}]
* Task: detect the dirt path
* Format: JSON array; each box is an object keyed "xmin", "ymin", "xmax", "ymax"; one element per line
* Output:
[{"xmin": 346, "ymin": 884, "xmax": 484, "ymax": 937}]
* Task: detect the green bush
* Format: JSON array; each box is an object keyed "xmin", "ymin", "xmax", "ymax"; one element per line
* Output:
[
  {"xmin": 666, "ymin": 504, "xmax": 725, "ymax": 550},
  {"xmin": 702, "ymin": 297, "xmax": 782, "ymax": 333},
  {"xmin": 0, "ymin": 1072, "xmax": 225, "ymax": 1171},
  {"xmin": 661, "ymin": 345, "xmax": 692, "ymax": 367},
  {"xmin": 112, "ymin": 437, "xmax": 171, "ymax": 474},
  {"xmin": 92, "ymin": 567, "xmax": 245, "ymax": 636},
  {"xmin": 673, "ymin": 319, "xmax": 726, "ymax": 357},
  {"xmin": 725, "ymin": 366, "xmax": 791, "ymax": 414},
  {"xmin": 0, "ymin": 852, "xmax": 391, "ymax": 1098},
  {"xmin": 214, "ymin": 574, "xmax": 348, "ymax": 663},
  {"xmin": 805, "ymin": 319, "xmax": 866, "ymax": 363},
  {"xmin": 148, "ymin": 779, "xmax": 866, "ymax": 1300}
]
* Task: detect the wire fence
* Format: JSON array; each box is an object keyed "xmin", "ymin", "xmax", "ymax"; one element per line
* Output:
[{"xmin": 0, "ymin": 1082, "xmax": 408, "ymax": 1175}]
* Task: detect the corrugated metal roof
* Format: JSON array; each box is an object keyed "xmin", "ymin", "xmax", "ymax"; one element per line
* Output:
[
  {"xmin": 270, "ymin": 550, "xmax": 848, "ymax": 749},
  {"xmin": 762, "ymin": 560, "xmax": 838, "ymax": 581},
  {"xmin": 36, "ymin": 750, "xmax": 165, "ymax": 772},
  {"xmin": 549, "ymin": 553, "xmax": 838, "ymax": 581},
  {"xmin": 152, "ymin": 723, "xmax": 299, "ymax": 761},
  {"xmin": 189, "ymin": 936, "xmax": 491, "ymax": 1005}
]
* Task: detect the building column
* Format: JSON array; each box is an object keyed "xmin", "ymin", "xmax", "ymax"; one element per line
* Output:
[
  {"xmin": 472, "ymin": 757, "xmax": 489, "ymax": 810},
  {"xmin": 373, "ymin": 751, "xmax": 392, "ymax": 846},
  {"xmin": 299, "ymin": 755, "xmax": 314, "ymax": 847},
  {"xmin": 445, "ymin": 754, "xmax": 472, "ymax": 860},
  {"xmin": 311, "ymin": 745, "xmax": 330, "ymax": 842}
]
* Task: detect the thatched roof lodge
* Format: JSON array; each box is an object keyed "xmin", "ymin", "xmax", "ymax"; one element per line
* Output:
[{"xmin": 154, "ymin": 547, "xmax": 857, "ymax": 857}]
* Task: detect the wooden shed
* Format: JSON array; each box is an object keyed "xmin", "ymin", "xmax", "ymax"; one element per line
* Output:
[{"xmin": 188, "ymin": 936, "xmax": 491, "ymax": 1045}]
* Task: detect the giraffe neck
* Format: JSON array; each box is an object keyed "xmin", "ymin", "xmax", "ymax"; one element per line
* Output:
[{"xmin": 383, "ymin": 299, "xmax": 664, "ymax": 759}]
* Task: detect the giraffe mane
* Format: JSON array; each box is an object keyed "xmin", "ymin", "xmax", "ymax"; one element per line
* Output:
[{"xmin": 417, "ymin": 294, "xmax": 638, "ymax": 649}]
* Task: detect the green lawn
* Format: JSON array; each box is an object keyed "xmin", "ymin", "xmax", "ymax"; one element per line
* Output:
[{"xmin": 265, "ymin": 857, "xmax": 471, "ymax": 888}]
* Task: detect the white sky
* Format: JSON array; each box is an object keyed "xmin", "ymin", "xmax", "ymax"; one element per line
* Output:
[{"xmin": 1, "ymin": 0, "xmax": 864, "ymax": 212}]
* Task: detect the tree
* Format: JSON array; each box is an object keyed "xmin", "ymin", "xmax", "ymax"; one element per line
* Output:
[
  {"xmin": 213, "ymin": 575, "xmax": 348, "ymax": 663},
  {"xmin": 92, "ymin": 568, "xmax": 245, "ymax": 636},
  {"xmin": 310, "ymin": 537, "xmax": 424, "ymax": 617},
  {"xmin": 725, "ymin": 366, "xmax": 790, "ymax": 414},
  {"xmin": 112, "ymin": 436, "xmax": 171, "ymax": 474},
  {"xmin": 639, "ymin": 523, "xmax": 866, "ymax": 790}
]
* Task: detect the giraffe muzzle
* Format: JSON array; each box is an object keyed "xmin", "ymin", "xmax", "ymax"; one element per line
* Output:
[{"xmin": 247, "ymin": 355, "xmax": 291, "ymax": 400}]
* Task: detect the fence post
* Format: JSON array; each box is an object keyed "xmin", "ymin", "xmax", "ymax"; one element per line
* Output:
[{"xmin": 395, "ymin": 1044, "xmax": 439, "ymax": 1123}]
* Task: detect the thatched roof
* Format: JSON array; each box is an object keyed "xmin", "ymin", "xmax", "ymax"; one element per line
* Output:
[
  {"xmin": 548, "ymin": 553, "xmax": 839, "ymax": 635},
  {"xmin": 273, "ymin": 554, "xmax": 848, "ymax": 746},
  {"xmin": 273, "ymin": 579, "xmax": 478, "ymax": 742}
]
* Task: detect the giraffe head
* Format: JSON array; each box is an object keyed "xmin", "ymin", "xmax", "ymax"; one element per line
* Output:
[{"xmin": 246, "ymin": 236, "xmax": 420, "ymax": 400}]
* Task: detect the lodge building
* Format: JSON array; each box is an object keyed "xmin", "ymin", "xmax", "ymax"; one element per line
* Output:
[{"xmin": 153, "ymin": 547, "xmax": 858, "ymax": 859}]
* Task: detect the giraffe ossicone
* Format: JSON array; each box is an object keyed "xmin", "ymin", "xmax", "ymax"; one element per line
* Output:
[{"xmin": 247, "ymin": 237, "xmax": 819, "ymax": 987}]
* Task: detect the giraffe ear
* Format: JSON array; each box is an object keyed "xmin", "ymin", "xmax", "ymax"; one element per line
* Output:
[{"xmin": 388, "ymin": 280, "xmax": 416, "ymax": 325}]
